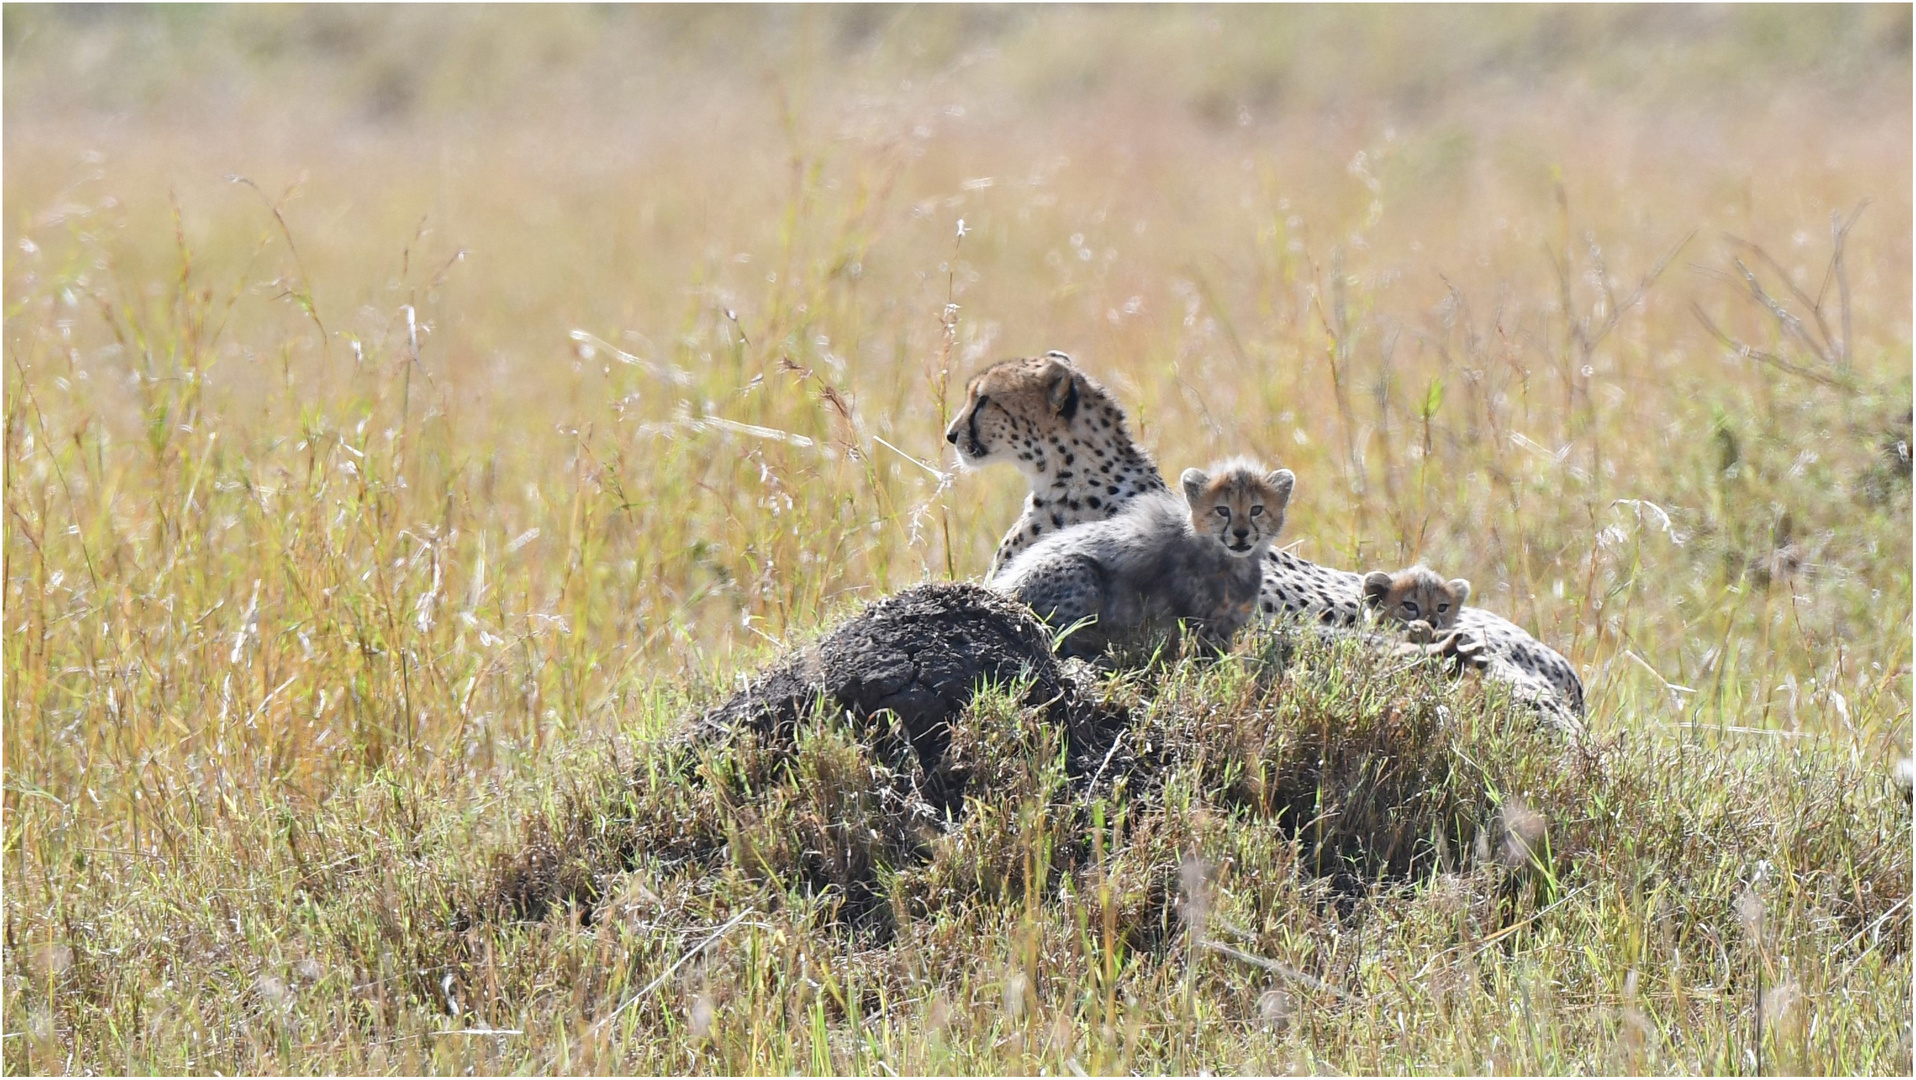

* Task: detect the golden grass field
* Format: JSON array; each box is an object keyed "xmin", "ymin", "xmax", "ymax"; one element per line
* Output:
[{"xmin": 4, "ymin": 5, "xmax": 1911, "ymax": 1074}]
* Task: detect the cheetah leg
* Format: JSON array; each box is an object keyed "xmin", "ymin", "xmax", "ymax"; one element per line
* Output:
[{"xmin": 987, "ymin": 528, "xmax": 1023, "ymax": 580}]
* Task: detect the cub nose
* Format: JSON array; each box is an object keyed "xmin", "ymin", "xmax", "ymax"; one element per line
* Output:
[
  {"xmin": 946, "ymin": 429, "xmax": 959, "ymax": 445},
  {"xmin": 1233, "ymin": 527, "xmax": 1250, "ymax": 540}
]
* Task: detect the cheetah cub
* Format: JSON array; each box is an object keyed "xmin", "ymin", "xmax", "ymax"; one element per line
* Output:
[
  {"xmin": 993, "ymin": 459, "xmax": 1295, "ymax": 660},
  {"xmin": 1362, "ymin": 565, "xmax": 1473, "ymax": 659}
]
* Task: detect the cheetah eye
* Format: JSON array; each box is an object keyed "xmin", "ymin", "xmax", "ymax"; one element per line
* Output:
[
  {"xmin": 1213, "ymin": 506, "xmax": 1230, "ymax": 518},
  {"xmin": 1248, "ymin": 505, "xmax": 1264, "ymax": 517},
  {"xmin": 1401, "ymin": 601, "xmax": 1420, "ymax": 617},
  {"xmin": 1437, "ymin": 602, "xmax": 1450, "ymax": 613}
]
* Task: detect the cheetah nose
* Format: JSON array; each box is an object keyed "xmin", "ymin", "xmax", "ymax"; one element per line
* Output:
[
  {"xmin": 1233, "ymin": 527, "xmax": 1250, "ymax": 540},
  {"xmin": 945, "ymin": 428, "xmax": 959, "ymax": 445}
]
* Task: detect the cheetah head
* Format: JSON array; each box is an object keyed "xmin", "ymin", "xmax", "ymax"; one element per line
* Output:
[
  {"xmin": 1361, "ymin": 566, "xmax": 1471, "ymax": 634},
  {"xmin": 1181, "ymin": 459, "xmax": 1295, "ymax": 556},
  {"xmin": 944, "ymin": 352, "xmax": 1116, "ymax": 474}
]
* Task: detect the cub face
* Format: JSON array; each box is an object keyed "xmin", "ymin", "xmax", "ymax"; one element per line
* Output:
[
  {"xmin": 943, "ymin": 351, "xmax": 1089, "ymax": 468},
  {"xmin": 1180, "ymin": 461, "xmax": 1295, "ymax": 556},
  {"xmin": 1361, "ymin": 566, "xmax": 1471, "ymax": 639}
]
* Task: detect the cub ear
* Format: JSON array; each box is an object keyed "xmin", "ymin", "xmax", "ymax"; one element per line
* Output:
[
  {"xmin": 1362, "ymin": 571, "xmax": 1393, "ymax": 606},
  {"xmin": 1041, "ymin": 358, "xmax": 1080, "ymax": 418},
  {"xmin": 1180, "ymin": 468, "xmax": 1209, "ymax": 504},
  {"xmin": 1265, "ymin": 469, "xmax": 1296, "ymax": 502},
  {"xmin": 1448, "ymin": 577, "xmax": 1472, "ymax": 605}
]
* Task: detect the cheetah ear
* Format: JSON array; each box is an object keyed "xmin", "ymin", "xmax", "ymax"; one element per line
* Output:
[
  {"xmin": 1041, "ymin": 358, "xmax": 1080, "ymax": 419},
  {"xmin": 1265, "ymin": 469, "xmax": 1295, "ymax": 503},
  {"xmin": 1448, "ymin": 578, "xmax": 1472, "ymax": 605},
  {"xmin": 1362, "ymin": 571, "xmax": 1393, "ymax": 606},
  {"xmin": 1180, "ymin": 468, "xmax": 1209, "ymax": 503}
]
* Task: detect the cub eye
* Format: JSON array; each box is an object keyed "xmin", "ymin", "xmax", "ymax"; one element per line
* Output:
[
  {"xmin": 1437, "ymin": 602, "xmax": 1450, "ymax": 613},
  {"xmin": 1401, "ymin": 601, "xmax": 1421, "ymax": 617},
  {"xmin": 1213, "ymin": 506, "xmax": 1230, "ymax": 518},
  {"xmin": 1248, "ymin": 505, "xmax": 1264, "ymax": 517}
]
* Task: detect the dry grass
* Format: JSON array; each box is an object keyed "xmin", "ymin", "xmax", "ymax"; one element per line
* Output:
[{"xmin": 4, "ymin": 6, "xmax": 1910, "ymax": 1074}]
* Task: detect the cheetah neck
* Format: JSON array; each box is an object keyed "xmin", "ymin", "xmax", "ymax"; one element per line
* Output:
[
  {"xmin": 1021, "ymin": 440, "xmax": 1167, "ymax": 521},
  {"xmin": 988, "ymin": 422, "xmax": 1170, "ymax": 575}
]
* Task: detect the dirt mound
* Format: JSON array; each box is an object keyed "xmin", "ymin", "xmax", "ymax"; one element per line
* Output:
[
  {"xmin": 477, "ymin": 585, "xmax": 1677, "ymax": 945},
  {"xmin": 481, "ymin": 583, "xmax": 1139, "ymax": 928},
  {"xmin": 685, "ymin": 582, "xmax": 1063, "ymax": 739},
  {"xmin": 678, "ymin": 582, "xmax": 1130, "ymax": 804},
  {"xmin": 476, "ymin": 585, "xmax": 1542, "ymax": 933}
]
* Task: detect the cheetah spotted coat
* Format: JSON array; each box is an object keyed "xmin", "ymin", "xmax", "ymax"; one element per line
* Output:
[{"xmin": 950, "ymin": 353, "xmax": 1585, "ymax": 721}]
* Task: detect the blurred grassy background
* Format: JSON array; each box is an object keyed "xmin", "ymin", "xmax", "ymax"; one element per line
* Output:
[
  {"xmin": 4, "ymin": 4, "xmax": 1911, "ymax": 1072},
  {"xmin": 8, "ymin": 3, "xmax": 1907, "ymax": 730}
]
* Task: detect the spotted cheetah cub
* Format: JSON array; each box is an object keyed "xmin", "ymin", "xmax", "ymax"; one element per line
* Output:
[
  {"xmin": 1362, "ymin": 565, "xmax": 1472, "ymax": 650},
  {"xmin": 993, "ymin": 459, "xmax": 1295, "ymax": 660}
]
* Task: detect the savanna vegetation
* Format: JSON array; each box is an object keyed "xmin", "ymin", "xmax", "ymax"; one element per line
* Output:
[{"xmin": 4, "ymin": 5, "xmax": 1910, "ymax": 1074}]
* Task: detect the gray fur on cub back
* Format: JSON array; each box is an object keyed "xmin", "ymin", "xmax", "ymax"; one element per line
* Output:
[{"xmin": 993, "ymin": 461, "xmax": 1295, "ymax": 660}]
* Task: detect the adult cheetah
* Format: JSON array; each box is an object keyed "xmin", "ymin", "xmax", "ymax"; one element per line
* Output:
[{"xmin": 945, "ymin": 352, "xmax": 1586, "ymax": 720}]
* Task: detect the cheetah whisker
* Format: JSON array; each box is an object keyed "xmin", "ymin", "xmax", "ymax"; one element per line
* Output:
[{"xmin": 873, "ymin": 434, "xmax": 952, "ymax": 482}]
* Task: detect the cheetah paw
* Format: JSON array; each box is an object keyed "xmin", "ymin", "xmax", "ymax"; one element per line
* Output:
[{"xmin": 1430, "ymin": 629, "xmax": 1492, "ymax": 673}]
